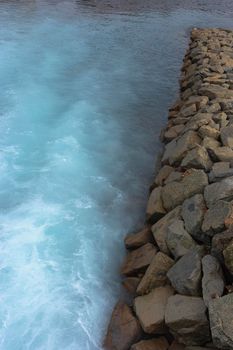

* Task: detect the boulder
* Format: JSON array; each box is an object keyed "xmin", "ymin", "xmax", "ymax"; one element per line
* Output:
[
  {"xmin": 124, "ymin": 228, "xmax": 152, "ymax": 249},
  {"xmin": 164, "ymin": 125, "xmax": 185, "ymax": 142},
  {"xmin": 209, "ymin": 162, "xmax": 233, "ymax": 182},
  {"xmin": 137, "ymin": 252, "xmax": 175, "ymax": 295},
  {"xmin": 165, "ymin": 295, "xmax": 210, "ymax": 345},
  {"xmin": 146, "ymin": 186, "xmax": 166, "ymax": 220},
  {"xmin": 183, "ymin": 113, "xmax": 212, "ymax": 133},
  {"xmin": 155, "ymin": 165, "xmax": 174, "ymax": 186},
  {"xmin": 131, "ymin": 337, "xmax": 169, "ymax": 350},
  {"xmin": 198, "ymin": 125, "xmax": 220, "ymax": 140},
  {"xmin": 202, "ymin": 136, "xmax": 220, "ymax": 151},
  {"xmin": 181, "ymin": 146, "xmax": 212, "ymax": 171},
  {"xmin": 208, "ymin": 146, "xmax": 233, "ymax": 162},
  {"xmin": 121, "ymin": 243, "xmax": 157, "ymax": 276},
  {"xmin": 211, "ymin": 228, "xmax": 233, "ymax": 263},
  {"xmin": 162, "ymin": 169, "xmax": 208, "ymax": 211},
  {"xmin": 202, "ymin": 200, "xmax": 233, "ymax": 236},
  {"xmin": 180, "ymin": 103, "xmax": 197, "ymax": 117},
  {"xmin": 204, "ymin": 176, "xmax": 233, "ymax": 207},
  {"xmin": 166, "ymin": 219, "xmax": 197, "ymax": 260},
  {"xmin": 104, "ymin": 302, "xmax": 142, "ymax": 350},
  {"xmin": 220, "ymin": 125, "xmax": 233, "ymax": 148},
  {"xmin": 223, "ymin": 240, "xmax": 233, "ymax": 274},
  {"xmin": 152, "ymin": 206, "xmax": 182, "ymax": 255},
  {"xmin": 122, "ymin": 277, "xmax": 141, "ymax": 295},
  {"xmin": 209, "ymin": 294, "xmax": 233, "ymax": 349},
  {"xmin": 134, "ymin": 286, "xmax": 174, "ymax": 334},
  {"xmin": 165, "ymin": 171, "xmax": 183, "ymax": 184},
  {"xmin": 181, "ymin": 194, "xmax": 206, "ymax": 241},
  {"xmin": 202, "ymin": 255, "xmax": 224, "ymax": 306},
  {"xmin": 185, "ymin": 347, "xmax": 217, "ymax": 350},
  {"xmin": 169, "ymin": 341, "xmax": 185, "ymax": 350},
  {"xmin": 199, "ymin": 84, "xmax": 233, "ymax": 99},
  {"xmin": 167, "ymin": 248, "xmax": 203, "ymax": 296}
]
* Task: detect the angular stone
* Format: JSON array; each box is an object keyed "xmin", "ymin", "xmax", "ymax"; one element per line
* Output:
[
  {"xmin": 122, "ymin": 277, "xmax": 141, "ymax": 294},
  {"xmin": 146, "ymin": 186, "xmax": 166, "ymax": 220},
  {"xmin": 202, "ymin": 136, "xmax": 220, "ymax": 151},
  {"xmin": 209, "ymin": 146, "xmax": 233, "ymax": 162},
  {"xmin": 223, "ymin": 240, "xmax": 233, "ymax": 274},
  {"xmin": 155, "ymin": 165, "xmax": 174, "ymax": 186},
  {"xmin": 202, "ymin": 255, "xmax": 224, "ymax": 307},
  {"xmin": 209, "ymin": 162, "xmax": 233, "ymax": 182},
  {"xmin": 165, "ymin": 295, "xmax": 210, "ymax": 345},
  {"xmin": 137, "ymin": 252, "xmax": 175, "ymax": 295},
  {"xmin": 152, "ymin": 206, "xmax": 182, "ymax": 255},
  {"xmin": 183, "ymin": 113, "xmax": 212, "ymax": 133},
  {"xmin": 165, "ymin": 171, "xmax": 183, "ymax": 184},
  {"xmin": 134, "ymin": 286, "xmax": 174, "ymax": 334},
  {"xmin": 124, "ymin": 228, "xmax": 152, "ymax": 249},
  {"xmin": 209, "ymin": 294, "xmax": 233, "ymax": 349},
  {"xmin": 204, "ymin": 176, "xmax": 233, "ymax": 207},
  {"xmin": 121, "ymin": 243, "xmax": 157, "ymax": 277},
  {"xmin": 221, "ymin": 126, "xmax": 233, "ymax": 148},
  {"xmin": 181, "ymin": 146, "xmax": 212, "ymax": 171},
  {"xmin": 211, "ymin": 228, "xmax": 233, "ymax": 263},
  {"xmin": 198, "ymin": 125, "xmax": 220, "ymax": 140},
  {"xmin": 202, "ymin": 200, "xmax": 233, "ymax": 236},
  {"xmin": 199, "ymin": 84, "xmax": 233, "ymax": 99},
  {"xmin": 180, "ymin": 103, "xmax": 197, "ymax": 117},
  {"xmin": 185, "ymin": 347, "xmax": 217, "ymax": 350},
  {"xmin": 162, "ymin": 169, "xmax": 208, "ymax": 211},
  {"xmin": 131, "ymin": 337, "xmax": 169, "ymax": 350},
  {"xmin": 104, "ymin": 302, "xmax": 142, "ymax": 350},
  {"xmin": 185, "ymin": 95, "xmax": 209, "ymax": 109},
  {"xmin": 164, "ymin": 125, "xmax": 185, "ymax": 142},
  {"xmin": 181, "ymin": 194, "xmax": 206, "ymax": 241},
  {"xmin": 167, "ymin": 248, "xmax": 203, "ymax": 296}
]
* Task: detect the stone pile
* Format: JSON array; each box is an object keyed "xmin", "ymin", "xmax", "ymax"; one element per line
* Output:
[{"xmin": 104, "ymin": 28, "xmax": 233, "ymax": 350}]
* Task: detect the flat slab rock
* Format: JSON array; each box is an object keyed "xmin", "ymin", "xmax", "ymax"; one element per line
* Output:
[
  {"xmin": 130, "ymin": 337, "xmax": 169, "ymax": 350},
  {"xmin": 104, "ymin": 302, "xmax": 142, "ymax": 350}
]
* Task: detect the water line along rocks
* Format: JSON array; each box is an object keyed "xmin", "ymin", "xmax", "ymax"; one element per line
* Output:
[{"xmin": 104, "ymin": 28, "xmax": 233, "ymax": 350}]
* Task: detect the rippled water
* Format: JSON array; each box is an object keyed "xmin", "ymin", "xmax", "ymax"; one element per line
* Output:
[{"xmin": 0, "ymin": 1, "xmax": 233, "ymax": 349}]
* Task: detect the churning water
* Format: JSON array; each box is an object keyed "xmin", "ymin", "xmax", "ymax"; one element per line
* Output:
[{"xmin": 0, "ymin": 1, "xmax": 233, "ymax": 349}]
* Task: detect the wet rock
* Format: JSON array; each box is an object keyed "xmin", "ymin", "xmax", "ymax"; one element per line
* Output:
[
  {"xmin": 209, "ymin": 162, "xmax": 233, "ymax": 182},
  {"xmin": 134, "ymin": 285, "xmax": 174, "ymax": 334},
  {"xmin": 122, "ymin": 277, "xmax": 141, "ymax": 295},
  {"xmin": 146, "ymin": 186, "xmax": 166, "ymax": 221},
  {"xmin": 155, "ymin": 165, "xmax": 174, "ymax": 186},
  {"xmin": 104, "ymin": 302, "xmax": 142, "ymax": 350},
  {"xmin": 202, "ymin": 255, "xmax": 224, "ymax": 306},
  {"xmin": 121, "ymin": 243, "xmax": 157, "ymax": 277},
  {"xmin": 220, "ymin": 125, "xmax": 233, "ymax": 148},
  {"xmin": 165, "ymin": 294, "xmax": 210, "ymax": 345},
  {"xmin": 223, "ymin": 240, "xmax": 233, "ymax": 274},
  {"xmin": 162, "ymin": 169, "xmax": 208, "ymax": 211},
  {"xmin": 202, "ymin": 200, "xmax": 233, "ymax": 236},
  {"xmin": 181, "ymin": 194, "xmax": 206, "ymax": 241},
  {"xmin": 181, "ymin": 145, "xmax": 212, "ymax": 171},
  {"xmin": 131, "ymin": 337, "xmax": 169, "ymax": 350},
  {"xmin": 209, "ymin": 294, "xmax": 233, "ymax": 349},
  {"xmin": 166, "ymin": 219, "xmax": 197, "ymax": 260},
  {"xmin": 198, "ymin": 125, "xmax": 220, "ymax": 140},
  {"xmin": 124, "ymin": 228, "xmax": 152, "ymax": 249},
  {"xmin": 204, "ymin": 176, "xmax": 233, "ymax": 207},
  {"xmin": 167, "ymin": 248, "xmax": 203, "ymax": 296},
  {"xmin": 199, "ymin": 84, "xmax": 233, "ymax": 99},
  {"xmin": 137, "ymin": 252, "xmax": 174, "ymax": 295},
  {"xmin": 152, "ymin": 206, "xmax": 182, "ymax": 254},
  {"xmin": 211, "ymin": 228, "xmax": 233, "ymax": 263}
]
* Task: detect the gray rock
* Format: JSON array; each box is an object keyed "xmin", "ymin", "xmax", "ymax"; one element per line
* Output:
[
  {"xmin": 166, "ymin": 220, "xmax": 197, "ymax": 260},
  {"xmin": 134, "ymin": 286, "xmax": 174, "ymax": 334},
  {"xmin": 209, "ymin": 162, "xmax": 233, "ymax": 182},
  {"xmin": 209, "ymin": 294, "xmax": 233, "ymax": 349},
  {"xmin": 152, "ymin": 206, "xmax": 182, "ymax": 255},
  {"xmin": 202, "ymin": 136, "xmax": 220, "ymax": 151},
  {"xmin": 211, "ymin": 228, "xmax": 233, "ymax": 263},
  {"xmin": 202, "ymin": 255, "xmax": 224, "ymax": 307},
  {"xmin": 185, "ymin": 347, "xmax": 217, "ymax": 350},
  {"xmin": 137, "ymin": 252, "xmax": 174, "ymax": 295},
  {"xmin": 146, "ymin": 186, "xmax": 166, "ymax": 220},
  {"xmin": 204, "ymin": 176, "xmax": 233, "ymax": 207},
  {"xmin": 199, "ymin": 84, "xmax": 233, "ymax": 99},
  {"xmin": 209, "ymin": 146, "xmax": 233, "ymax": 162},
  {"xmin": 220, "ymin": 126, "xmax": 233, "ymax": 148},
  {"xmin": 202, "ymin": 200, "xmax": 233, "ymax": 236},
  {"xmin": 181, "ymin": 194, "xmax": 206, "ymax": 241},
  {"xmin": 165, "ymin": 294, "xmax": 210, "ymax": 345},
  {"xmin": 167, "ymin": 248, "xmax": 203, "ymax": 296},
  {"xmin": 181, "ymin": 146, "xmax": 212, "ymax": 171},
  {"xmin": 162, "ymin": 169, "xmax": 208, "ymax": 211},
  {"xmin": 223, "ymin": 240, "xmax": 233, "ymax": 274}
]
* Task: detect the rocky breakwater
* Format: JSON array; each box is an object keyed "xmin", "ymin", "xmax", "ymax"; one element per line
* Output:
[{"xmin": 104, "ymin": 28, "xmax": 233, "ymax": 350}]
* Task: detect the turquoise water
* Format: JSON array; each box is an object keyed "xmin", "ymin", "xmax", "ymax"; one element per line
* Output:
[{"xmin": 0, "ymin": 1, "xmax": 233, "ymax": 349}]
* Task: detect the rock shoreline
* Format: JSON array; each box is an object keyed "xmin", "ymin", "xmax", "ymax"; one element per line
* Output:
[{"xmin": 104, "ymin": 28, "xmax": 233, "ymax": 350}]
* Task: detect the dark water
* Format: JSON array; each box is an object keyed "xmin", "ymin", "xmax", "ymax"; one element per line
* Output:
[{"xmin": 0, "ymin": 1, "xmax": 233, "ymax": 349}]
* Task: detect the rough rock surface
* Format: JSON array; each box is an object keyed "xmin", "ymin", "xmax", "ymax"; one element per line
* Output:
[
  {"xmin": 223, "ymin": 240, "xmax": 233, "ymax": 274},
  {"xmin": 124, "ymin": 228, "xmax": 152, "ymax": 249},
  {"xmin": 131, "ymin": 337, "xmax": 169, "ymax": 350},
  {"xmin": 204, "ymin": 176, "xmax": 233, "ymax": 207},
  {"xmin": 202, "ymin": 255, "xmax": 224, "ymax": 306},
  {"xmin": 146, "ymin": 186, "xmax": 166, "ymax": 220},
  {"xmin": 202, "ymin": 200, "xmax": 233, "ymax": 236}
]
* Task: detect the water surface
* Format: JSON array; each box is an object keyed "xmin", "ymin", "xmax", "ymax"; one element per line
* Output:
[{"xmin": 0, "ymin": 1, "xmax": 233, "ymax": 349}]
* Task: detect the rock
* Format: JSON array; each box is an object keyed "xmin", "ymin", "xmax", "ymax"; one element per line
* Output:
[
  {"xmin": 131, "ymin": 337, "xmax": 169, "ymax": 350},
  {"xmin": 211, "ymin": 228, "xmax": 233, "ymax": 263},
  {"xmin": 185, "ymin": 95, "xmax": 209, "ymax": 109},
  {"xmin": 202, "ymin": 136, "xmax": 220, "ymax": 151},
  {"xmin": 185, "ymin": 347, "xmax": 217, "ymax": 350},
  {"xmin": 204, "ymin": 176, "xmax": 233, "ymax": 207},
  {"xmin": 167, "ymin": 248, "xmax": 203, "ymax": 296},
  {"xmin": 169, "ymin": 341, "xmax": 185, "ymax": 350},
  {"xmin": 137, "ymin": 252, "xmax": 175, "ymax": 295},
  {"xmin": 199, "ymin": 84, "xmax": 233, "ymax": 99},
  {"xmin": 198, "ymin": 125, "xmax": 220, "ymax": 140},
  {"xmin": 152, "ymin": 206, "xmax": 182, "ymax": 254},
  {"xmin": 164, "ymin": 125, "xmax": 185, "ymax": 142},
  {"xmin": 183, "ymin": 113, "xmax": 212, "ymax": 133},
  {"xmin": 209, "ymin": 162, "xmax": 233, "ymax": 182},
  {"xmin": 166, "ymin": 219, "xmax": 197, "ymax": 259},
  {"xmin": 146, "ymin": 186, "xmax": 166, "ymax": 221},
  {"xmin": 180, "ymin": 103, "xmax": 197, "ymax": 117},
  {"xmin": 223, "ymin": 240, "xmax": 233, "ymax": 274},
  {"xmin": 162, "ymin": 131, "xmax": 201, "ymax": 166},
  {"xmin": 121, "ymin": 243, "xmax": 157, "ymax": 276},
  {"xmin": 181, "ymin": 194, "xmax": 206, "ymax": 241},
  {"xmin": 221, "ymin": 126, "xmax": 233, "ymax": 148},
  {"xmin": 202, "ymin": 200, "xmax": 233, "ymax": 236},
  {"xmin": 162, "ymin": 169, "xmax": 208, "ymax": 211},
  {"xmin": 165, "ymin": 171, "xmax": 183, "ymax": 184},
  {"xmin": 155, "ymin": 165, "xmax": 174, "ymax": 186},
  {"xmin": 165, "ymin": 295, "xmax": 210, "ymax": 345},
  {"xmin": 209, "ymin": 294, "xmax": 233, "ymax": 349},
  {"xmin": 122, "ymin": 277, "xmax": 141, "ymax": 294},
  {"xmin": 104, "ymin": 302, "xmax": 142, "ymax": 350},
  {"xmin": 181, "ymin": 146, "xmax": 212, "ymax": 171},
  {"xmin": 209, "ymin": 146, "xmax": 233, "ymax": 162},
  {"xmin": 213, "ymin": 112, "xmax": 228, "ymax": 128},
  {"xmin": 124, "ymin": 228, "xmax": 152, "ymax": 249},
  {"xmin": 134, "ymin": 286, "xmax": 174, "ymax": 334}
]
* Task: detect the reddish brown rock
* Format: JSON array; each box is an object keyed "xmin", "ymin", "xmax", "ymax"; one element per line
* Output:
[
  {"xmin": 104, "ymin": 302, "xmax": 142, "ymax": 350},
  {"xmin": 131, "ymin": 337, "xmax": 169, "ymax": 350},
  {"xmin": 169, "ymin": 341, "xmax": 185, "ymax": 350},
  {"xmin": 124, "ymin": 228, "xmax": 152, "ymax": 250},
  {"xmin": 122, "ymin": 277, "xmax": 141, "ymax": 294}
]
